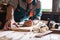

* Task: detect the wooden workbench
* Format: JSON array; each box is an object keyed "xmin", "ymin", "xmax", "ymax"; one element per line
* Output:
[
  {"xmin": 0, "ymin": 30, "xmax": 60, "ymax": 40},
  {"xmin": 0, "ymin": 21, "xmax": 60, "ymax": 40}
]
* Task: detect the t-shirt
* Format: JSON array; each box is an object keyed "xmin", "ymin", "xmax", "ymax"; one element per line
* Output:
[{"xmin": 14, "ymin": 0, "xmax": 42, "ymax": 22}]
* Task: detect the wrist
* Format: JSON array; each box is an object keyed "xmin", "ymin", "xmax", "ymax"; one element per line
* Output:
[{"xmin": 6, "ymin": 20, "xmax": 11, "ymax": 23}]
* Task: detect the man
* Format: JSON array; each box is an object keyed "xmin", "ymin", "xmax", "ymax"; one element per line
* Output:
[
  {"xmin": 7, "ymin": 0, "xmax": 42, "ymax": 28},
  {"xmin": 0, "ymin": 0, "xmax": 42, "ymax": 29}
]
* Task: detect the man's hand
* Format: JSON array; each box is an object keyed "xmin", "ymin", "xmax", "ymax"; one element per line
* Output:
[
  {"xmin": 13, "ymin": 23, "xmax": 19, "ymax": 28},
  {"xmin": 23, "ymin": 20, "xmax": 33, "ymax": 27},
  {"xmin": 3, "ymin": 21, "xmax": 11, "ymax": 30}
]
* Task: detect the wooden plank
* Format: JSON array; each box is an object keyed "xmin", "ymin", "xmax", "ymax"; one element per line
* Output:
[
  {"xmin": 9, "ymin": 28, "xmax": 31, "ymax": 32},
  {"xmin": 51, "ymin": 29, "xmax": 60, "ymax": 34},
  {"xmin": 0, "ymin": 31, "xmax": 60, "ymax": 40},
  {"xmin": 35, "ymin": 31, "xmax": 52, "ymax": 38}
]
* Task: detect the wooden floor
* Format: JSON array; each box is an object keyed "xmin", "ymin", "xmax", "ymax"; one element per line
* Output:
[{"xmin": 0, "ymin": 31, "xmax": 60, "ymax": 40}]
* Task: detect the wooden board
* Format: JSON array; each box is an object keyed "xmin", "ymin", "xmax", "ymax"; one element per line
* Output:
[
  {"xmin": 0, "ymin": 31, "xmax": 60, "ymax": 40},
  {"xmin": 35, "ymin": 31, "xmax": 52, "ymax": 38}
]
